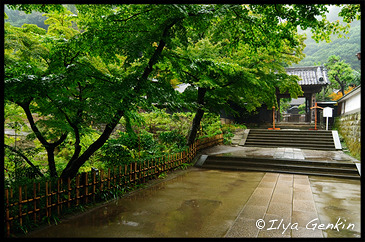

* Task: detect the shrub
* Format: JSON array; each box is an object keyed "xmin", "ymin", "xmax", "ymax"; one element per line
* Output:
[
  {"xmin": 159, "ymin": 130, "xmax": 186, "ymax": 149},
  {"xmin": 100, "ymin": 131, "xmax": 160, "ymax": 167}
]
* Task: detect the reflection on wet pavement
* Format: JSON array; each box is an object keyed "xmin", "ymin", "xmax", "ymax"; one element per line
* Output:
[
  {"xmin": 26, "ymin": 169, "xmax": 264, "ymax": 238},
  {"xmin": 204, "ymin": 145, "xmax": 356, "ymax": 164},
  {"xmin": 309, "ymin": 176, "xmax": 361, "ymax": 238},
  {"xmin": 25, "ymin": 164, "xmax": 361, "ymax": 238}
]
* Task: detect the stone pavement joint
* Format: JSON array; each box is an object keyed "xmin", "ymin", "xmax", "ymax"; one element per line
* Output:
[
  {"xmin": 273, "ymin": 147, "xmax": 305, "ymax": 160},
  {"xmin": 225, "ymin": 173, "xmax": 324, "ymax": 238}
]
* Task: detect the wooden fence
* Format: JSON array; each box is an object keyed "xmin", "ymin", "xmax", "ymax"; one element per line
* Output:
[{"xmin": 4, "ymin": 134, "xmax": 223, "ymax": 237}]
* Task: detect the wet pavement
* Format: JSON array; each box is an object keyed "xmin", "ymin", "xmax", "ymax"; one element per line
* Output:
[
  {"xmin": 25, "ymin": 145, "xmax": 361, "ymax": 238},
  {"xmin": 27, "ymin": 169, "xmax": 265, "ymax": 237},
  {"xmin": 201, "ymin": 145, "xmax": 359, "ymax": 165}
]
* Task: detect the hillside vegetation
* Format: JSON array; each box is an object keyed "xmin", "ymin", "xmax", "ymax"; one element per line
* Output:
[{"xmin": 293, "ymin": 6, "xmax": 360, "ymax": 71}]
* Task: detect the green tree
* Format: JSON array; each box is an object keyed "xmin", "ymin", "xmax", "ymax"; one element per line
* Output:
[
  {"xmin": 157, "ymin": 4, "xmax": 353, "ymax": 145},
  {"xmin": 4, "ymin": 4, "xmax": 214, "ymax": 179},
  {"xmin": 324, "ymin": 55, "xmax": 356, "ymax": 96},
  {"xmin": 160, "ymin": 34, "xmax": 304, "ymax": 145},
  {"xmin": 4, "ymin": 4, "xmax": 358, "ymax": 179},
  {"xmin": 43, "ymin": 8, "xmax": 78, "ymax": 39},
  {"xmin": 293, "ymin": 4, "xmax": 361, "ymax": 71}
]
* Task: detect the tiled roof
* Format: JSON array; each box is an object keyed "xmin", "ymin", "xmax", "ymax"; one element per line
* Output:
[{"xmin": 285, "ymin": 66, "xmax": 329, "ymax": 86}]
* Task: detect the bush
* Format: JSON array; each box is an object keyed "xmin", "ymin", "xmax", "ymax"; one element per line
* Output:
[
  {"xmin": 199, "ymin": 113, "xmax": 223, "ymax": 138},
  {"xmin": 100, "ymin": 131, "xmax": 160, "ymax": 167},
  {"xmin": 159, "ymin": 130, "xmax": 186, "ymax": 149}
]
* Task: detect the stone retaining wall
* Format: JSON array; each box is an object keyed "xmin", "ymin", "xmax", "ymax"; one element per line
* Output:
[{"xmin": 334, "ymin": 111, "xmax": 361, "ymax": 159}]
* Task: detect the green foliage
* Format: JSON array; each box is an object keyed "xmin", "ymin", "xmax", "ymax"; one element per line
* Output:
[
  {"xmin": 221, "ymin": 123, "xmax": 247, "ymax": 145},
  {"xmin": 294, "ymin": 6, "xmax": 360, "ymax": 71},
  {"xmin": 142, "ymin": 110, "xmax": 194, "ymax": 135},
  {"xmin": 298, "ymin": 103, "xmax": 306, "ymax": 115},
  {"xmin": 200, "ymin": 113, "xmax": 223, "ymax": 138},
  {"xmin": 5, "ymin": 3, "xmax": 355, "ymax": 180},
  {"xmin": 324, "ymin": 55, "xmax": 356, "ymax": 95},
  {"xmin": 98, "ymin": 110, "xmax": 221, "ymax": 168},
  {"xmin": 279, "ymin": 98, "xmax": 292, "ymax": 115},
  {"xmin": 100, "ymin": 130, "xmax": 159, "ymax": 167},
  {"xmin": 159, "ymin": 130, "xmax": 186, "ymax": 149},
  {"xmin": 43, "ymin": 9, "xmax": 78, "ymax": 39},
  {"xmin": 337, "ymin": 4, "xmax": 361, "ymax": 22}
]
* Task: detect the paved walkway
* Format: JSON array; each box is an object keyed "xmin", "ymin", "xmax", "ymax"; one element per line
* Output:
[
  {"xmin": 225, "ymin": 173, "xmax": 323, "ymax": 237},
  {"xmin": 201, "ymin": 145, "xmax": 360, "ymax": 165},
  {"xmin": 200, "ymin": 145, "xmax": 361, "ymax": 238},
  {"xmin": 25, "ymin": 145, "xmax": 361, "ymax": 238}
]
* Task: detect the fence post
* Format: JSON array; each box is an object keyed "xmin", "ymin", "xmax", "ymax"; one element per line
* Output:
[
  {"xmin": 92, "ymin": 169, "xmax": 96, "ymax": 202},
  {"xmin": 75, "ymin": 174, "xmax": 80, "ymax": 206},
  {"xmin": 33, "ymin": 183, "xmax": 38, "ymax": 224},
  {"xmin": 18, "ymin": 186, "xmax": 23, "ymax": 228},
  {"xmin": 67, "ymin": 177, "xmax": 71, "ymax": 208},
  {"xmin": 5, "ymin": 189, "xmax": 10, "ymax": 237},
  {"xmin": 100, "ymin": 170, "xmax": 104, "ymax": 192},
  {"xmin": 124, "ymin": 164, "xmax": 127, "ymax": 185},
  {"xmin": 57, "ymin": 179, "xmax": 61, "ymax": 215},
  {"xmin": 107, "ymin": 169, "xmax": 111, "ymax": 190},
  {"xmin": 142, "ymin": 161, "xmax": 146, "ymax": 183},
  {"xmin": 45, "ymin": 182, "xmax": 49, "ymax": 217},
  {"xmin": 134, "ymin": 162, "xmax": 138, "ymax": 184},
  {"xmin": 118, "ymin": 165, "xmax": 122, "ymax": 186},
  {"xmin": 83, "ymin": 172, "xmax": 89, "ymax": 204},
  {"xmin": 129, "ymin": 163, "xmax": 132, "ymax": 184}
]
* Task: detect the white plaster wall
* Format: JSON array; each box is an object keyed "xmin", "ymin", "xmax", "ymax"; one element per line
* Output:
[{"xmin": 344, "ymin": 93, "xmax": 361, "ymax": 114}]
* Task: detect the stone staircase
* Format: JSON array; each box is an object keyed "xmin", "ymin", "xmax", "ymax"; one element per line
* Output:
[
  {"xmin": 243, "ymin": 129, "xmax": 339, "ymax": 150},
  {"xmin": 197, "ymin": 155, "xmax": 360, "ymax": 179}
]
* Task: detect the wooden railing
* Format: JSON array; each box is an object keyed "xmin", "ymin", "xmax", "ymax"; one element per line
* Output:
[{"xmin": 4, "ymin": 134, "xmax": 223, "ymax": 237}]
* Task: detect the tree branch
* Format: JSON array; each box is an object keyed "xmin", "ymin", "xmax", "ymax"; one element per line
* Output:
[
  {"xmin": 45, "ymin": 93, "xmax": 82, "ymax": 161},
  {"xmin": 181, "ymin": 70, "xmax": 199, "ymax": 82},
  {"xmin": 64, "ymin": 51, "xmax": 81, "ymax": 67},
  {"xmin": 140, "ymin": 17, "xmax": 184, "ymax": 82},
  {"xmin": 4, "ymin": 144, "xmax": 44, "ymax": 177},
  {"xmin": 17, "ymin": 101, "xmax": 49, "ymax": 147},
  {"xmin": 60, "ymin": 108, "xmax": 125, "ymax": 179},
  {"xmin": 113, "ymin": 8, "xmax": 154, "ymax": 23}
]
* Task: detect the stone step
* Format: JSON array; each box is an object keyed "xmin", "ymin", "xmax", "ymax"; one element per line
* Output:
[
  {"xmin": 244, "ymin": 143, "xmax": 335, "ymax": 150},
  {"xmin": 246, "ymin": 137, "xmax": 333, "ymax": 143},
  {"xmin": 201, "ymin": 164, "xmax": 360, "ymax": 180},
  {"xmin": 243, "ymin": 129, "xmax": 338, "ymax": 150},
  {"xmin": 247, "ymin": 131, "xmax": 333, "ymax": 136},
  {"xmin": 200, "ymin": 156, "xmax": 360, "ymax": 179},
  {"xmin": 248, "ymin": 132, "xmax": 333, "ymax": 136},
  {"xmin": 248, "ymin": 130, "xmax": 332, "ymax": 135},
  {"xmin": 205, "ymin": 156, "xmax": 356, "ymax": 169}
]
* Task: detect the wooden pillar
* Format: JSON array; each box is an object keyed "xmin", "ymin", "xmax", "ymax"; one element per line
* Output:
[
  {"xmin": 277, "ymin": 96, "xmax": 281, "ymax": 123},
  {"xmin": 305, "ymin": 94, "xmax": 312, "ymax": 123}
]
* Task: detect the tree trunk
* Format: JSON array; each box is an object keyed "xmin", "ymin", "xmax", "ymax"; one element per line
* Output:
[
  {"xmin": 60, "ymin": 109, "xmax": 124, "ymax": 180},
  {"xmin": 340, "ymin": 84, "xmax": 346, "ymax": 97},
  {"xmin": 335, "ymin": 75, "xmax": 346, "ymax": 96},
  {"xmin": 18, "ymin": 101, "xmax": 67, "ymax": 178},
  {"xmin": 187, "ymin": 87, "xmax": 207, "ymax": 146},
  {"xmin": 59, "ymin": 20, "xmax": 182, "ymax": 180},
  {"xmin": 45, "ymin": 146, "xmax": 58, "ymax": 177}
]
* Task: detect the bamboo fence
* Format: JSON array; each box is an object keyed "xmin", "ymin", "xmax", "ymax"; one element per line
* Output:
[{"xmin": 4, "ymin": 134, "xmax": 223, "ymax": 237}]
